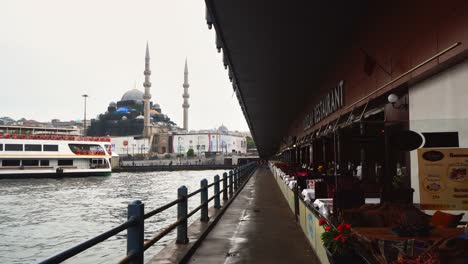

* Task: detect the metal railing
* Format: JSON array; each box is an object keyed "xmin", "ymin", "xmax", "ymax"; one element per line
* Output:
[{"xmin": 39, "ymin": 162, "xmax": 257, "ymax": 264}]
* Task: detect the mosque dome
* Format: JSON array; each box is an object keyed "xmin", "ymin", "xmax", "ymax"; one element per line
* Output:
[
  {"xmin": 121, "ymin": 89, "xmax": 144, "ymax": 101},
  {"xmin": 109, "ymin": 102, "xmax": 117, "ymax": 108},
  {"xmin": 218, "ymin": 124, "xmax": 229, "ymax": 134},
  {"xmin": 136, "ymin": 115, "xmax": 144, "ymax": 119}
]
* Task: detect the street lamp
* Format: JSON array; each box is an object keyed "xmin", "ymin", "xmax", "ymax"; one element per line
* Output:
[{"xmin": 82, "ymin": 94, "xmax": 89, "ymax": 135}]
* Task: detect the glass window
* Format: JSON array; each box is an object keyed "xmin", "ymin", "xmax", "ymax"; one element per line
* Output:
[
  {"xmin": 2, "ymin": 160, "xmax": 20, "ymax": 166},
  {"xmin": 25, "ymin": 144, "xmax": 42, "ymax": 151},
  {"xmin": 58, "ymin": 160, "xmax": 73, "ymax": 166},
  {"xmin": 5, "ymin": 144, "xmax": 23, "ymax": 151},
  {"xmin": 0, "ymin": 144, "xmax": 3, "ymax": 151},
  {"xmin": 44, "ymin": 145, "xmax": 59, "ymax": 151},
  {"xmin": 68, "ymin": 144, "xmax": 104, "ymax": 154},
  {"xmin": 40, "ymin": 160, "xmax": 50, "ymax": 166},
  {"xmin": 22, "ymin": 160, "xmax": 39, "ymax": 166}
]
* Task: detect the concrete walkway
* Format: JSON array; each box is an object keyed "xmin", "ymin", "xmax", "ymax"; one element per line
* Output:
[{"xmin": 188, "ymin": 166, "xmax": 319, "ymax": 264}]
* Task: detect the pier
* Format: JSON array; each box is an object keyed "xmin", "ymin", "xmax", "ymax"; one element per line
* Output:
[
  {"xmin": 37, "ymin": 164, "xmax": 327, "ymax": 264},
  {"xmin": 185, "ymin": 166, "xmax": 319, "ymax": 263}
]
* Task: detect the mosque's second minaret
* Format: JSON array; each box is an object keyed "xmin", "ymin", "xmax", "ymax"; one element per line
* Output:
[
  {"xmin": 143, "ymin": 43, "xmax": 152, "ymax": 138},
  {"xmin": 182, "ymin": 59, "xmax": 190, "ymax": 131}
]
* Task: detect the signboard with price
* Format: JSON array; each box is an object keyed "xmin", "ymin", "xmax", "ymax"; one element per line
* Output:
[{"xmin": 418, "ymin": 148, "xmax": 468, "ymax": 210}]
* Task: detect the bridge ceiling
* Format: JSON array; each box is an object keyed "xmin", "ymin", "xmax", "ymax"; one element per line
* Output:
[{"xmin": 205, "ymin": 0, "xmax": 370, "ymax": 157}]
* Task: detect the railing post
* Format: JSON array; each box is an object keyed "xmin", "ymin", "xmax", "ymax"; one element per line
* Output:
[
  {"xmin": 238, "ymin": 166, "xmax": 242, "ymax": 184},
  {"xmin": 233, "ymin": 169, "xmax": 238, "ymax": 191},
  {"xmin": 222, "ymin": 172, "xmax": 228, "ymax": 200},
  {"xmin": 229, "ymin": 170, "xmax": 233, "ymax": 197},
  {"xmin": 176, "ymin": 186, "xmax": 189, "ymax": 244},
  {"xmin": 127, "ymin": 200, "xmax": 144, "ymax": 264},
  {"xmin": 214, "ymin": 175, "xmax": 221, "ymax": 209},
  {"xmin": 200, "ymin": 179, "xmax": 209, "ymax": 222}
]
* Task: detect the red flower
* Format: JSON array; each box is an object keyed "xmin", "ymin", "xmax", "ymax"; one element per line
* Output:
[
  {"xmin": 325, "ymin": 226, "xmax": 332, "ymax": 231},
  {"xmin": 337, "ymin": 223, "xmax": 352, "ymax": 232},
  {"xmin": 332, "ymin": 234, "xmax": 343, "ymax": 241},
  {"xmin": 319, "ymin": 218, "xmax": 327, "ymax": 226}
]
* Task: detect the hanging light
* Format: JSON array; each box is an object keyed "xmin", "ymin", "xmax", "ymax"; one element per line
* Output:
[
  {"xmin": 387, "ymin": 93, "xmax": 408, "ymax": 110},
  {"xmin": 216, "ymin": 34, "xmax": 222, "ymax": 53},
  {"xmin": 205, "ymin": 7, "xmax": 213, "ymax": 29}
]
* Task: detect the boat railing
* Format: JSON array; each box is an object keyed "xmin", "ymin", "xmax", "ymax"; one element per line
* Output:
[{"xmin": 38, "ymin": 161, "xmax": 257, "ymax": 264}]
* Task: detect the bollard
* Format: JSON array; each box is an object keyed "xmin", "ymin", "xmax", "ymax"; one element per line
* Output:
[
  {"xmin": 127, "ymin": 200, "xmax": 144, "ymax": 264},
  {"xmin": 222, "ymin": 172, "xmax": 228, "ymax": 200},
  {"xmin": 214, "ymin": 175, "xmax": 221, "ymax": 209},
  {"xmin": 200, "ymin": 179, "xmax": 209, "ymax": 222},
  {"xmin": 176, "ymin": 186, "xmax": 189, "ymax": 244},
  {"xmin": 229, "ymin": 171, "xmax": 233, "ymax": 197}
]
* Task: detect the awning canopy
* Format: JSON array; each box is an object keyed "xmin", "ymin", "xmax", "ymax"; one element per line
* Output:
[{"xmin": 205, "ymin": 0, "xmax": 371, "ymax": 157}]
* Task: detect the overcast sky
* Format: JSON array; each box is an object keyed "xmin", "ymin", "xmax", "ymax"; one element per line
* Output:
[{"xmin": 0, "ymin": 0, "xmax": 249, "ymax": 132}]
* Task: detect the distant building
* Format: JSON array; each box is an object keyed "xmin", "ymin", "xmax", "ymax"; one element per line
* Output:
[{"xmin": 172, "ymin": 125, "xmax": 247, "ymax": 155}]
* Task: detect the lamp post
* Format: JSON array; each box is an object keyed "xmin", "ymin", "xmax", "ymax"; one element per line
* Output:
[{"xmin": 82, "ymin": 94, "xmax": 89, "ymax": 135}]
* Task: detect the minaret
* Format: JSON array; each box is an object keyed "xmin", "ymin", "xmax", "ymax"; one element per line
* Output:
[
  {"xmin": 143, "ymin": 43, "xmax": 152, "ymax": 138},
  {"xmin": 182, "ymin": 58, "xmax": 190, "ymax": 131}
]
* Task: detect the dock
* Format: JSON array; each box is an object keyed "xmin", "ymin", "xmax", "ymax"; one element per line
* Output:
[{"xmin": 153, "ymin": 166, "xmax": 320, "ymax": 263}]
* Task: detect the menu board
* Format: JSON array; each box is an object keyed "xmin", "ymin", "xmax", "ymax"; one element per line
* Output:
[{"xmin": 418, "ymin": 148, "xmax": 468, "ymax": 210}]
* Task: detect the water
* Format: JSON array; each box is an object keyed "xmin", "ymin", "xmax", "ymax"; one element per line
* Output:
[{"xmin": 0, "ymin": 170, "xmax": 228, "ymax": 263}]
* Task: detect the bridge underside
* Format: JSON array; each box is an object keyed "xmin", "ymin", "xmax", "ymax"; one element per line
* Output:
[{"xmin": 205, "ymin": 0, "xmax": 370, "ymax": 157}]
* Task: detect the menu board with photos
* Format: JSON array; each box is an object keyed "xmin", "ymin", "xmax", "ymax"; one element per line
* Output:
[{"xmin": 417, "ymin": 148, "xmax": 468, "ymax": 210}]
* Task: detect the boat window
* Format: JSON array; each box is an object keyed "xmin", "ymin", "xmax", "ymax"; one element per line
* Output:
[
  {"xmin": 68, "ymin": 144, "xmax": 105, "ymax": 154},
  {"xmin": 58, "ymin": 160, "xmax": 73, "ymax": 166},
  {"xmin": 25, "ymin": 144, "xmax": 42, "ymax": 151},
  {"xmin": 44, "ymin": 145, "xmax": 59, "ymax": 151},
  {"xmin": 40, "ymin": 160, "xmax": 50, "ymax": 166},
  {"xmin": 2, "ymin": 160, "xmax": 21, "ymax": 166},
  {"xmin": 5, "ymin": 144, "xmax": 23, "ymax": 151},
  {"xmin": 0, "ymin": 144, "xmax": 3, "ymax": 151},
  {"xmin": 22, "ymin": 160, "xmax": 39, "ymax": 166}
]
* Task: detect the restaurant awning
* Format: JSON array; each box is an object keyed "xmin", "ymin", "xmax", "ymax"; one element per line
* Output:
[{"xmin": 205, "ymin": 0, "xmax": 371, "ymax": 157}]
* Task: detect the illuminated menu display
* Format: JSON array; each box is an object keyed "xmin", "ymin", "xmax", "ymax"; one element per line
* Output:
[{"xmin": 418, "ymin": 148, "xmax": 468, "ymax": 210}]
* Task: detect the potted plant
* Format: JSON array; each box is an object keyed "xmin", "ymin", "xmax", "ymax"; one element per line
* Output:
[{"xmin": 319, "ymin": 219, "xmax": 361, "ymax": 264}]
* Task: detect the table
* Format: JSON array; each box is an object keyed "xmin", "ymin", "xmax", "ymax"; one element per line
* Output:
[
  {"xmin": 352, "ymin": 227, "xmax": 464, "ymax": 263},
  {"xmin": 288, "ymin": 180, "xmax": 297, "ymax": 189},
  {"xmin": 301, "ymin": 189, "xmax": 315, "ymax": 203},
  {"xmin": 365, "ymin": 198, "xmax": 380, "ymax": 204},
  {"xmin": 313, "ymin": 198, "xmax": 333, "ymax": 218}
]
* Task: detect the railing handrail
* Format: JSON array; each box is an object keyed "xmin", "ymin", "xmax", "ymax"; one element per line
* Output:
[
  {"xmin": 39, "ymin": 218, "xmax": 137, "ymax": 264},
  {"xmin": 39, "ymin": 162, "xmax": 257, "ymax": 264}
]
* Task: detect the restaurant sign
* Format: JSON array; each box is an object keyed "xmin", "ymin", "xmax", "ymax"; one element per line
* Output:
[
  {"xmin": 303, "ymin": 81, "xmax": 344, "ymax": 131},
  {"xmin": 417, "ymin": 148, "xmax": 468, "ymax": 210}
]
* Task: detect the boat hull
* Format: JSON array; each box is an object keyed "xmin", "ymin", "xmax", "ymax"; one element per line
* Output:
[{"xmin": 0, "ymin": 171, "xmax": 111, "ymax": 179}]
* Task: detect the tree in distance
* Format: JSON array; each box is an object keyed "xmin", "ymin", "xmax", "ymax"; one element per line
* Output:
[{"xmin": 187, "ymin": 148, "xmax": 195, "ymax": 158}]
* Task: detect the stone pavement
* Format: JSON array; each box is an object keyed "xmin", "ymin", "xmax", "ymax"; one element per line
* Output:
[{"xmin": 188, "ymin": 166, "xmax": 320, "ymax": 263}]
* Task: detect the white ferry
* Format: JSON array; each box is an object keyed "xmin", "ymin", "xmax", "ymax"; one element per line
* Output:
[{"xmin": 0, "ymin": 134, "xmax": 113, "ymax": 178}]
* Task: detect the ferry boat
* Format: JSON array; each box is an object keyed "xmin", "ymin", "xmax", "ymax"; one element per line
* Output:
[{"xmin": 0, "ymin": 134, "xmax": 114, "ymax": 179}]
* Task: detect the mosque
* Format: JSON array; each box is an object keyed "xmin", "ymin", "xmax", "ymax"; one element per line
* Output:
[
  {"xmin": 87, "ymin": 44, "xmax": 190, "ymax": 154},
  {"xmin": 87, "ymin": 44, "xmax": 247, "ymax": 157}
]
